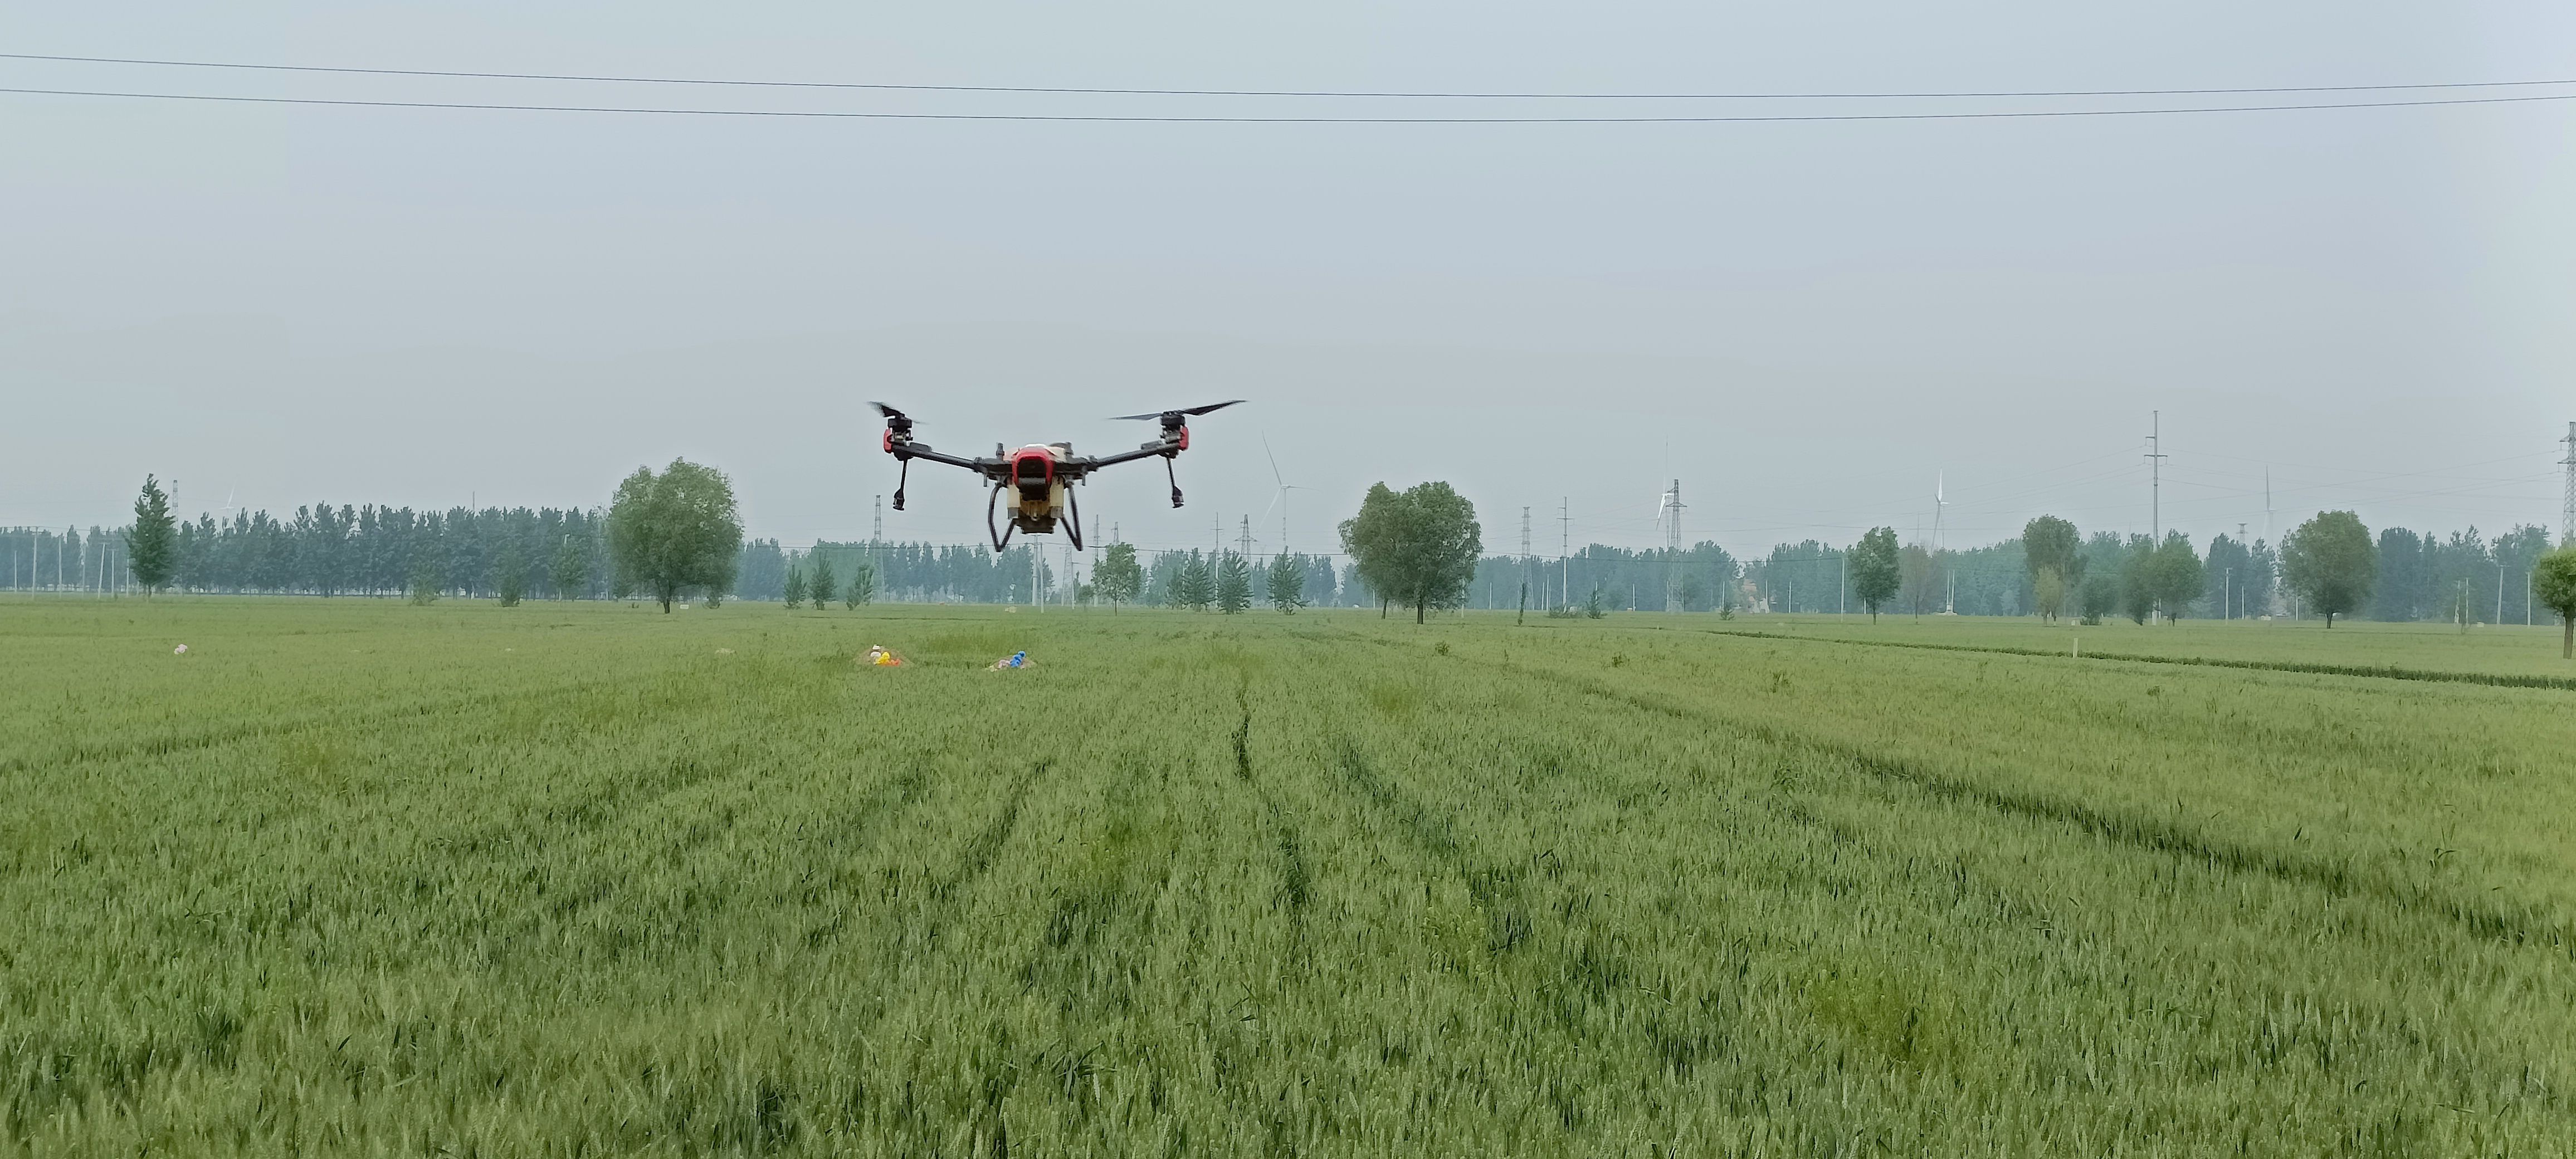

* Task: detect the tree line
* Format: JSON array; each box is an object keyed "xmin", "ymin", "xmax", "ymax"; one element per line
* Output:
[
  {"xmin": 23, "ymin": 469, "xmax": 2575, "ymax": 633},
  {"xmin": 3, "ymin": 503, "xmax": 617, "ymax": 599}
]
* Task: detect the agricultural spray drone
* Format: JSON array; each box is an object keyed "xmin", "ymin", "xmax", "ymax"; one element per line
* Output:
[{"xmin": 870, "ymin": 400, "xmax": 1242, "ymax": 552}]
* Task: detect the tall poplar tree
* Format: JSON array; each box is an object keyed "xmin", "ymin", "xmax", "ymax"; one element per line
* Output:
[
  {"xmin": 1266, "ymin": 552, "xmax": 1305, "ymax": 612},
  {"xmin": 128, "ymin": 475, "xmax": 177, "ymax": 596},
  {"xmin": 808, "ymin": 553, "xmax": 837, "ymax": 611},
  {"xmin": 551, "ymin": 536, "xmax": 589, "ymax": 599},
  {"xmin": 845, "ymin": 561, "xmax": 876, "ymax": 608},
  {"xmin": 1216, "ymin": 552, "xmax": 1252, "ymax": 613},
  {"xmin": 1172, "ymin": 552, "xmax": 1216, "ymax": 611}
]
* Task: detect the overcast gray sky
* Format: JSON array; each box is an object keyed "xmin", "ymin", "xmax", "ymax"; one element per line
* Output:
[{"xmin": 4, "ymin": 2, "xmax": 2571, "ymax": 556}]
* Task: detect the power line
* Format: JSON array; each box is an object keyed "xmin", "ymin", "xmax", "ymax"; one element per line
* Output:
[
  {"xmin": 6, "ymin": 85, "xmax": 2574, "ymax": 123},
  {"xmin": 10, "ymin": 52, "xmax": 2572, "ymax": 101}
]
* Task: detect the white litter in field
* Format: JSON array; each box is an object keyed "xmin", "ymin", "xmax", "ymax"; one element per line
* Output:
[
  {"xmin": 715, "ymin": 647, "xmax": 734, "ymax": 655},
  {"xmin": 173, "ymin": 644, "xmax": 188, "ymax": 655}
]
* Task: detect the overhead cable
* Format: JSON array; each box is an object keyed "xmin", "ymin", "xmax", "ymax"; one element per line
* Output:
[
  {"xmin": 5, "ymin": 85, "xmax": 2573, "ymax": 123},
  {"xmin": 7, "ymin": 51, "xmax": 2574, "ymax": 101}
]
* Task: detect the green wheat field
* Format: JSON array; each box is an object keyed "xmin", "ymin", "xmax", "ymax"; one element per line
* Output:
[{"xmin": 4, "ymin": 598, "xmax": 2572, "ymax": 1156}]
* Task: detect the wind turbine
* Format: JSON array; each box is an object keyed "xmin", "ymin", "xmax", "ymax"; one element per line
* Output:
[{"xmin": 1258, "ymin": 435, "xmax": 1308, "ymax": 554}]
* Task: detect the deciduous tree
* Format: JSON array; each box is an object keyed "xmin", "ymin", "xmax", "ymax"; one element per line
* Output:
[
  {"xmin": 1093, "ymin": 543, "xmax": 1142, "ymax": 612},
  {"xmin": 1899, "ymin": 544, "xmax": 1939, "ymax": 616},
  {"xmin": 783, "ymin": 567, "xmax": 807, "ymax": 610},
  {"xmin": 2281, "ymin": 510, "xmax": 2375, "ymax": 628},
  {"xmin": 2077, "ymin": 574, "xmax": 2118, "ymax": 624},
  {"xmin": 607, "ymin": 460, "xmax": 743, "ymax": 613},
  {"xmin": 2032, "ymin": 568, "xmax": 2067, "ymax": 624},
  {"xmin": 2532, "ymin": 548, "xmax": 2576, "ymax": 659},
  {"xmin": 2149, "ymin": 532, "xmax": 2204, "ymax": 624},
  {"xmin": 1338, "ymin": 481, "xmax": 1482, "ymax": 624},
  {"xmin": 2022, "ymin": 515, "xmax": 2081, "ymax": 622},
  {"xmin": 1848, "ymin": 527, "xmax": 1900, "ymax": 622}
]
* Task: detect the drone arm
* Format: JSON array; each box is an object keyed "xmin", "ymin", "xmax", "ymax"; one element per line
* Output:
[
  {"xmin": 1071, "ymin": 443, "xmax": 1178, "ymax": 471},
  {"xmin": 891, "ymin": 444, "xmax": 991, "ymax": 474}
]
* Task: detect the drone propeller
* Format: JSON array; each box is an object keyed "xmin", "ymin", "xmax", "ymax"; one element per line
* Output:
[
  {"xmin": 870, "ymin": 402, "xmax": 909, "ymax": 420},
  {"xmin": 1109, "ymin": 400, "xmax": 1244, "ymax": 422}
]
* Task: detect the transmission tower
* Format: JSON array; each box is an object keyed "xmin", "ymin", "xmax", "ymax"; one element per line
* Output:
[
  {"xmin": 2145, "ymin": 411, "xmax": 2167, "ymax": 540},
  {"xmin": 1238, "ymin": 515, "xmax": 1254, "ymax": 559},
  {"xmin": 2562, "ymin": 421, "xmax": 2575, "ymax": 547},
  {"xmin": 1657, "ymin": 480, "xmax": 1684, "ymax": 612}
]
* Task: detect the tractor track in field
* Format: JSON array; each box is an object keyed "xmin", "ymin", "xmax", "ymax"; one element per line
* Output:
[
  {"xmin": 1330, "ymin": 739, "xmax": 1730, "ymax": 1093},
  {"xmin": 538, "ymin": 761, "xmax": 931, "ymax": 938},
  {"xmin": 902, "ymin": 758, "xmax": 1047, "ymax": 955},
  {"xmin": 0, "ymin": 674, "xmax": 622, "ymax": 776},
  {"xmin": 1228, "ymin": 681, "xmax": 1311, "ymax": 918},
  {"xmin": 1514, "ymin": 660, "xmax": 2573, "ymax": 953},
  {"xmin": 1661, "ymin": 625, "xmax": 2576, "ymax": 693}
]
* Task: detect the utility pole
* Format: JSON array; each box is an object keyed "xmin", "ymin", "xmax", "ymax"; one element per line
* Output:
[
  {"xmin": 1659, "ymin": 480, "xmax": 1684, "ymax": 612},
  {"xmin": 1520, "ymin": 505, "xmax": 1534, "ymax": 610},
  {"xmin": 1558, "ymin": 498, "xmax": 1569, "ymax": 610}
]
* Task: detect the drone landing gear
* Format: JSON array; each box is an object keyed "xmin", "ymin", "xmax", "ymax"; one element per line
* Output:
[
  {"xmin": 892, "ymin": 457, "xmax": 910, "ymax": 512},
  {"xmin": 986, "ymin": 483, "xmax": 1014, "ymax": 553},
  {"xmin": 1164, "ymin": 456, "xmax": 1184, "ymax": 508},
  {"xmin": 1065, "ymin": 485, "xmax": 1085, "ymax": 551}
]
